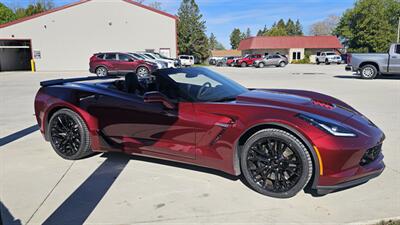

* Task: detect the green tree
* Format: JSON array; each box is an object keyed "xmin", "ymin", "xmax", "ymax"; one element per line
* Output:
[
  {"xmin": 257, "ymin": 25, "xmax": 268, "ymax": 36},
  {"xmin": 177, "ymin": 0, "xmax": 209, "ymax": 61},
  {"xmin": 335, "ymin": 0, "xmax": 399, "ymax": 52},
  {"xmin": 209, "ymin": 33, "xmax": 217, "ymax": 50},
  {"xmin": 266, "ymin": 21, "xmax": 287, "ymax": 36},
  {"xmin": 14, "ymin": 0, "xmax": 55, "ymax": 19},
  {"xmin": 230, "ymin": 28, "xmax": 243, "ymax": 49},
  {"xmin": 245, "ymin": 27, "xmax": 251, "ymax": 38},
  {"xmin": 286, "ymin": 19, "xmax": 296, "ymax": 36},
  {"xmin": 294, "ymin": 19, "xmax": 303, "ymax": 35},
  {"xmin": 215, "ymin": 42, "xmax": 226, "ymax": 50},
  {"xmin": 0, "ymin": 3, "xmax": 16, "ymax": 24}
]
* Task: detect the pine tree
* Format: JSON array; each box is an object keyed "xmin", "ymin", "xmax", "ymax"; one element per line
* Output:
[
  {"xmin": 177, "ymin": 0, "xmax": 209, "ymax": 61},
  {"xmin": 0, "ymin": 3, "xmax": 16, "ymax": 24},
  {"xmin": 209, "ymin": 33, "xmax": 217, "ymax": 50},
  {"xmin": 246, "ymin": 28, "xmax": 251, "ymax": 38},
  {"xmin": 294, "ymin": 19, "xmax": 304, "ymax": 35},
  {"xmin": 286, "ymin": 19, "xmax": 297, "ymax": 36},
  {"xmin": 230, "ymin": 28, "xmax": 243, "ymax": 49}
]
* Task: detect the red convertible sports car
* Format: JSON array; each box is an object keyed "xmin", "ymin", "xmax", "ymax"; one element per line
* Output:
[{"xmin": 34, "ymin": 68, "xmax": 385, "ymax": 198}]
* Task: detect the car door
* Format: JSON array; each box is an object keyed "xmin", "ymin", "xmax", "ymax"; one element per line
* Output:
[
  {"xmin": 117, "ymin": 53, "xmax": 139, "ymax": 72},
  {"xmin": 87, "ymin": 89, "xmax": 197, "ymax": 159},
  {"xmin": 265, "ymin": 55, "xmax": 274, "ymax": 65},
  {"xmin": 389, "ymin": 44, "xmax": 400, "ymax": 73},
  {"xmin": 103, "ymin": 53, "xmax": 118, "ymax": 72}
]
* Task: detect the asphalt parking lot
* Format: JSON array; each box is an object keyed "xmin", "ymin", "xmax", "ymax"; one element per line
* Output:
[{"xmin": 1, "ymin": 64, "xmax": 399, "ymax": 225}]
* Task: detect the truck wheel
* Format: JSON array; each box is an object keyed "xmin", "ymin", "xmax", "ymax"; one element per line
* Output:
[
  {"xmin": 360, "ymin": 64, "xmax": 378, "ymax": 79},
  {"xmin": 325, "ymin": 59, "xmax": 330, "ymax": 65},
  {"xmin": 316, "ymin": 59, "xmax": 320, "ymax": 65}
]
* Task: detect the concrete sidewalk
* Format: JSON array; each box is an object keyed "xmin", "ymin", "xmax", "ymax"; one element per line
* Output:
[{"xmin": 1, "ymin": 64, "xmax": 399, "ymax": 224}]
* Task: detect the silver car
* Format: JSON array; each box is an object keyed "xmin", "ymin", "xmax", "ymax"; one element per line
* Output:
[{"xmin": 254, "ymin": 55, "xmax": 288, "ymax": 68}]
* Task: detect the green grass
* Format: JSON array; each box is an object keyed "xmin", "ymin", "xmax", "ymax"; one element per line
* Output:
[{"xmin": 373, "ymin": 220, "xmax": 400, "ymax": 225}]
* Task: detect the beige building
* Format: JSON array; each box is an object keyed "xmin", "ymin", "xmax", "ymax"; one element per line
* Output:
[
  {"xmin": 238, "ymin": 36, "xmax": 343, "ymax": 63},
  {"xmin": 0, "ymin": 0, "xmax": 177, "ymax": 71}
]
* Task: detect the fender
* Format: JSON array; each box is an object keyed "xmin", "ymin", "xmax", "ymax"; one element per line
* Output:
[{"xmin": 233, "ymin": 121, "xmax": 320, "ymax": 189}]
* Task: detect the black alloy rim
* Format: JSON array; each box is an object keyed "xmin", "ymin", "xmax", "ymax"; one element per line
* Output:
[
  {"xmin": 50, "ymin": 114, "xmax": 81, "ymax": 156},
  {"xmin": 246, "ymin": 137, "xmax": 302, "ymax": 192}
]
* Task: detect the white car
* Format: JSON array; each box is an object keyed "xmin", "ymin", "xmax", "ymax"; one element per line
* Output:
[
  {"xmin": 179, "ymin": 55, "xmax": 195, "ymax": 67},
  {"xmin": 316, "ymin": 52, "xmax": 342, "ymax": 65},
  {"xmin": 143, "ymin": 52, "xmax": 178, "ymax": 68},
  {"xmin": 129, "ymin": 53, "xmax": 167, "ymax": 69}
]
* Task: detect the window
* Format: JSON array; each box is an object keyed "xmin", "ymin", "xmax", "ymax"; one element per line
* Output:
[
  {"xmin": 179, "ymin": 56, "xmax": 190, "ymax": 60},
  {"xmin": 105, "ymin": 53, "xmax": 116, "ymax": 60},
  {"xmin": 273, "ymin": 55, "xmax": 281, "ymax": 59},
  {"xmin": 395, "ymin": 45, "xmax": 400, "ymax": 54},
  {"xmin": 316, "ymin": 52, "xmax": 321, "ymax": 56},
  {"xmin": 292, "ymin": 52, "xmax": 301, "ymax": 60},
  {"xmin": 326, "ymin": 52, "xmax": 335, "ymax": 56},
  {"xmin": 96, "ymin": 54, "xmax": 105, "ymax": 59},
  {"xmin": 118, "ymin": 54, "xmax": 132, "ymax": 61}
]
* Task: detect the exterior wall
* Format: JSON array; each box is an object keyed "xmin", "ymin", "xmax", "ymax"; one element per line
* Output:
[
  {"xmin": 242, "ymin": 49, "xmax": 289, "ymax": 58},
  {"xmin": 0, "ymin": 0, "xmax": 177, "ymax": 71},
  {"xmin": 288, "ymin": 48, "xmax": 305, "ymax": 62}
]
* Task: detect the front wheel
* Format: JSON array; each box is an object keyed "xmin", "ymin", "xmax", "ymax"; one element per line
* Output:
[
  {"xmin": 240, "ymin": 129, "xmax": 312, "ymax": 198},
  {"xmin": 95, "ymin": 66, "xmax": 108, "ymax": 76},
  {"xmin": 316, "ymin": 59, "xmax": 320, "ymax": 65},
  {"xmin": 48, "ymin": 109, "xmax": 92, "ymax": 160},
  {"xmin": 241, "ymin": 62, "xmax": 247, "ymax": 67},
  {"xmin": 136, "ymin": 66, "xmax": 150, "ymax": 78},
  {"xmin": 279, "ymin": 61, "xmax": 286, "ymax": 67},
  {"xmin": 258, "ymin": 62, "xmax": 265, "ymax": 68},
  {"xmin": 325, "ymin": 59, "xmax": 330, "ymax": 65}
]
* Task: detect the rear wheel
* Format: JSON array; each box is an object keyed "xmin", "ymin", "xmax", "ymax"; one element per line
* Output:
[
  {"xmin": 316, "ymin": 59, "xmax": 320, "ymax": 65},
  {"xmin": 258, "ymin": 62, "xmax": 265, "ymax": 68},
  {"xmin": 240, "ymin": 129, "xmax": 312, "ymax": 198},
  {"xmin": 360, "ymin": 64, "xmax": 378, "ymax": 79},
  {"xmin": 95, "ymin": 66, "xmax": 108, "ymax": 76},
  {"xmin": 136, "ymin": 66, "xmax": 149, "ymax": 78},
  {"xmin": 48, "ymin": 109, "xmax": 92, "ymax": 160},
  {"xmin": 325, "ymin": 59, "xmax": 330, "ymax": 65},
  {"xmin": 279, "ymin": 61, "xmax": 286, "ymax": 67}
]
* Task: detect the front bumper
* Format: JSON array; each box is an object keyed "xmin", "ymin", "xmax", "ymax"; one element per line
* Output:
[{"xmin": 316, "ymin": 162, "xmax": 384, "ymax": 194}]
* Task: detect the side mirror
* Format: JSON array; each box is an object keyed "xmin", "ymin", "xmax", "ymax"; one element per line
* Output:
[{"xmin": 143, "ymin": 91, "xmax": 175, "ymax": 110}]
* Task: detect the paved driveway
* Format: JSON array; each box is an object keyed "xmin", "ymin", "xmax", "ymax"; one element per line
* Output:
[{"xmin": 1, "ymin": 64, "xmax": 399, "ymax": 225}]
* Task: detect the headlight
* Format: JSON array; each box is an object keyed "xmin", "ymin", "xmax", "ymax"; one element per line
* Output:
[{"xmin": 297, "ymin": 114, "xmax": 357, "ymax": 137}]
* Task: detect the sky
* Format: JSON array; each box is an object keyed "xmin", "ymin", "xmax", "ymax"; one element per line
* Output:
[{"xmin": 2, "ymin": 0, "xmax": 356, "ymax": 48}]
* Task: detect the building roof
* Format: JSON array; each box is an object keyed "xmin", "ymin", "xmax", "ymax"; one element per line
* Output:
[
  {"xmin": 211, "ymin": 50, "xmax": 242, "ymax": 57},
  {"xmin": 0, "ymin": 0, "xmax": 177, "ymax": 29},
  {"xmin": 238, "ymin": 36, "xmax": 343, "ymax": 50}
]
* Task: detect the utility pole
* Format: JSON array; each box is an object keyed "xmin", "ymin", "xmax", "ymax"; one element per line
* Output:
[{"xmin": 398, "ymin": 17, "xmax": 400, "ymax": 43}]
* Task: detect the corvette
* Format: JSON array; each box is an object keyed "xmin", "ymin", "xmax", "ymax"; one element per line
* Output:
[{"xmin": 34, "ymin": 68, "xmax": 385, "ymax": 198}]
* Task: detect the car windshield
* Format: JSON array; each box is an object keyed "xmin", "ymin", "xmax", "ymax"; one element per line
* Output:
[
  {"xmin": 144, "ymin": 54, "xmax": 156, "ymax": 59},
  {"xmin": 154, "ymin": 52, "xmax": 170, "ymax": 59},
  {"xmin": 130, "ymin": 53, "xmax": 145, "ymax": 60},
  {"xmin": 326, "ymin": 53, "xmax": 336, "ymax": 55},
  {"xmin": 158, "ymin": 68, "xmax": 248, "ymax": 102}
]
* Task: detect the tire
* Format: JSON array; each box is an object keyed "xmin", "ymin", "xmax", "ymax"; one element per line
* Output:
[
  {"xmin": 241, "ymin": 62, "xmax": 247, "ymax": 67},
  {"xmin": 240, "ymin": 128, "xmax": 312, "ymax": 198},
  {"xmin": 360, "ymin": 64, "xmax": 378, "ymax": 79},
  {"xmin": 258, "ymin": 62, "xmax": 265, "ymax": 68},
  {"xmin": 95, "ymin": 66, "xmax": 108, "ymax": 76},
  {"xmin": 47, "ymin": 109, "xmax": 92, "ymax": 160},
  {"xmin": 279, "ymin": 61, "xmax": 286, "ymax": 67},
  {"xmin": 316, "ymin": 59, "xmax": 320, "ymax": 65},
  {"xmin": 136, "ymin": 66, "xmax": 150, "ymax": 78},
  {"xmin": 325, "ymin": 59, "xmax": 330, "ymax": 65}
]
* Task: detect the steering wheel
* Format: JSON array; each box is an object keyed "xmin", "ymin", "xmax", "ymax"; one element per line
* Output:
[{"xmin": 197, "ymin": 82, "xmax": 212, "ymax": 99}]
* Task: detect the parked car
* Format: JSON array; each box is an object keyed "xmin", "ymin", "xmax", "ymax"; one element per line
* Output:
[
  {"xmin": 179, "ymin": 55, "xmax": 195, "ymax": 67},
  {"xmin": 346, "ymin": 43, "xmax": 400, "ymax": 79},
  {"xmin": 254, "ymin": 54, "xmax": 288, "ymax": 68},
  {"xmin": 226, "ymin": 57, "xmax": 240, "ymax": 67},
  {"xmin": 89, "ymin": 52, "xmax": 158, "ymax": 77},
  {"xmin": 209, "ymin": 56, "xmax": 223, "ymax": 65},
  {"xmin": 129, "ymin": 52, "xmax": 167, "ymax": 69},
  {"xmin": 216, "ymin": 56, "xmax": 236, "ymax": 67},
  {"xmin": 236, "ymin": 54, "xmax": 263, "ymax": 67},
  {"xmin": 35, "ymin": 67, "xmax": 385, "ymax": 198},
  {"xmin": 316, "ymin": 52, "xmax": 342, "ymax": 65},
  {"xmin": 142, "ymin": 52, "xmax": 180, "ymax": 68}
]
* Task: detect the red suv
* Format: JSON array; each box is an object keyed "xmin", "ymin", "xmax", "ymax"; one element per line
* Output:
[
  {"xmin": 89, "ymin": 52, "xmax": 158, "ymax": 77},
  {"xmin": 236, "ymin": 54, "xmax": 263, "ymax": 67}
]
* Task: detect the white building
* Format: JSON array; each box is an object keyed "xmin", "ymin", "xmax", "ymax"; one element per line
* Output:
[{"xmin": 0, "ymin": 0, "xmax": 178, "ymax": 71}]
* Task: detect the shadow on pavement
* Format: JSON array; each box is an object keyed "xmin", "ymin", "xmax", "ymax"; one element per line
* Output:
[
  {"xmin": 42, "ymin": 153, "xmax": 130, "ymax": 225},
  {"xmin": 0, "ymin": 125, "xmax": 39, "ymax": 147},
  {"xmin": 335, "ymin": 74, "xmax": 400, "ymax": 80},
  {"xmin": 0, "ymin": 201, "xmax": 22, "ymax": 225}
]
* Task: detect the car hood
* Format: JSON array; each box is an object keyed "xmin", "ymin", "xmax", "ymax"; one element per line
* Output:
[{"xmin": 236, "ymin": 90, "xmax": 355, "ymax": 122}]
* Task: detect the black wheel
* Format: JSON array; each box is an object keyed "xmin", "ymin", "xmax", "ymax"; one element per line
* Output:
[
  {"xmin": 360, "ymin": 64, "xmax": 378, "ymax": 79},
  {"xmin": 47, "ymin": 109, "xmax": 92, "ymax": 160},
  {"xmin": 241, "ymin": 62, "xmax": 247, "ymax": 67},
  {"xmin": 258, "ymin": 62, "xmax": 265, "ymax": 68},
  {"xmin": 240, "ymin": 129, "xmax": 312, "ymax": 198},
  {"xmin": 316, "ymin": 59, "xmax": 320, "ymax": 65},
  {"xmin": 279, "ymin": 61, "xmax": 286, "ymax": 67},
  {"xmin": 95, "ymin": 66, "xmax": 108, "ymax": 76},
  {"xmin": 325, "ymin": 59, "xmax": 330, "ymax": 65}
]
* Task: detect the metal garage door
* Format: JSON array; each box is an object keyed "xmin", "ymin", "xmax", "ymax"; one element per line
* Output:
[{"xmin": 0, "ymin": 39, "xmax": 32, "ymax": 72}]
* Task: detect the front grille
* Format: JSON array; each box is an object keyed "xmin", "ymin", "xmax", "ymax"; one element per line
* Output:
[{"xmin": 360, "ymin": 144, "xmax": 382, "ymax": 166}]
